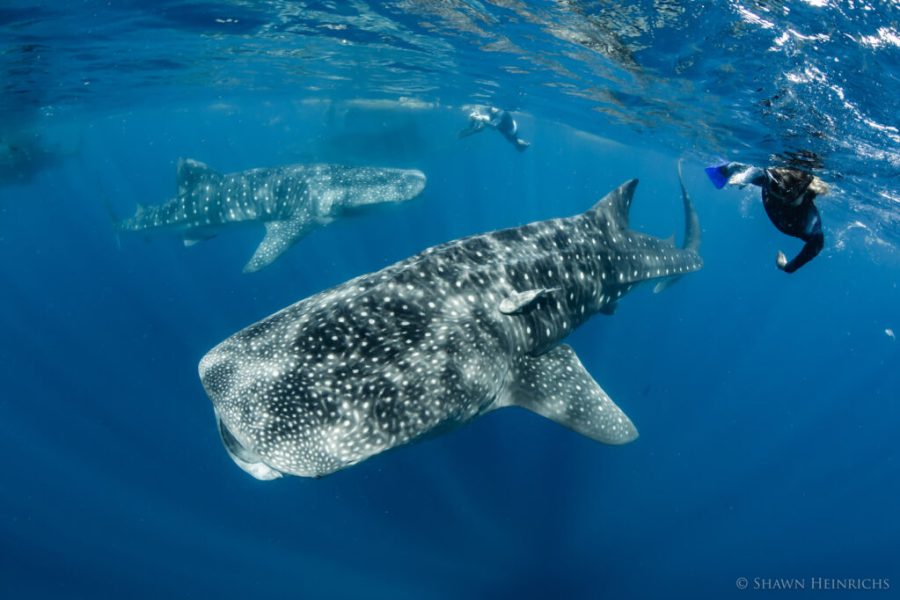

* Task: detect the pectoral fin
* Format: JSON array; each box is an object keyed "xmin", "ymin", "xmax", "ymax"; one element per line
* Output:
[
  {"xmin": 653, "ymin": 279, "xmax": 677, "ymax": 294},
  {"xmin": 183, "ymin": 234, "xmax": 217, "ymax": 247},
  {"xmin": 499, "ymin": 345, "xmax": 638, "ymax": 444},
  {"xmin": 599, "ymin": 301, "xmax": 618, "ymax": 315},
  {"xmin": 499, "ymin": 288, "xmax": 559, "ymax": 315},
  {"xmin": 243, "ymin": 218, "xmax": 311, "ymax": 273}
]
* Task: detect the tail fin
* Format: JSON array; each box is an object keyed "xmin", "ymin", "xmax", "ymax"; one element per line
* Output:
[
  {"xmin": 679, "ymin": 160, "xmax": 701, "ymax": 253},
  {"xmin": 102, "ymin": 195, "xmax": 119, "ymax": 226},
  {"xmin": 98, "ymin": 184, "xmax": 122, "ymax": 249},
  {"xmin": 654, "ymin": 160, "xmax": 701, "ymax": 293}
]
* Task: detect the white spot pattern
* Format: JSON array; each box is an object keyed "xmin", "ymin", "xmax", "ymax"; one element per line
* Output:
[
  {"xmin": 119, "ymin": 159, "xmax": 426, "ymax": 272},
  {"xmin": 199, "ymin": 179, "xmax": 702, "ymax": 478}
]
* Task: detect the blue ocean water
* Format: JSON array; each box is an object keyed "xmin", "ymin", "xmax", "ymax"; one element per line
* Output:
[{"xmin": 2, "ymin": 2, "xmax": 899, "ymax": 599}]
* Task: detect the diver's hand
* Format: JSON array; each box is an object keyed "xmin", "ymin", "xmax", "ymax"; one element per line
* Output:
[{"xmin": 776, "ymin": 251, "xmax": 788, "ymax": 271}]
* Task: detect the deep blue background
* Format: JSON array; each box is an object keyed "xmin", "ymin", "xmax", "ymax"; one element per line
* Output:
[{"xmin": 1, "ymin": 101, "xmax": 898, "ymax": 599}]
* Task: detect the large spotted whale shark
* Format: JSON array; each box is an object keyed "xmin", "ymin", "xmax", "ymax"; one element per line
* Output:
[
  {"xmin": 118, "ymin": 159, "xmax": 427, "ymax": 272},
  {"xmin": 199, "ymin": 170, "xmax": 702, "ymax": 479}
]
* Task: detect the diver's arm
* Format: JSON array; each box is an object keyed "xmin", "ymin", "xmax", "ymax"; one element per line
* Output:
[
  {"xmin": 705, "ymin": 162, "xmax": 767, "ymax": 188},
  {"xmin": 458, "ymin": 125, "xmax": 482, "ymax": 138},
  {"xmin": 726, "ymin": 163, "xmax": 768, "ymax": 187},
  {"xmin": 777, "ymin": 207, "xmax": 825, "ymax": 273},
  {"xmin": 458, "ymin": 112, "xmax": 489, "ymax": 138},
  {"xmin": 777, "ymin": 231, "xmax": 824, "ymax": 273}
]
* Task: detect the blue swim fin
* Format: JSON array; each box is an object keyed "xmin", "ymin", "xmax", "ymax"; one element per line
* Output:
[{"xmin": 704, "ymin": 163, "xmax": 730, "ymax": 189}]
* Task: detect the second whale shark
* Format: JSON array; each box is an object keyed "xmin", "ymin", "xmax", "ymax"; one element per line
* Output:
[
  {"xmin": 118, "ymin": 159, "xmax": 427, "ymax": 272},
  {"xmin": 200, "ymin": 169, "xmax": 702, "ymax": 479}
]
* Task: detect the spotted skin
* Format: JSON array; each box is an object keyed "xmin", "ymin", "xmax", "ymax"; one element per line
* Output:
[
  {"xmin": 199, "ymin": 178, "xmax": 703, "ymax": 479},
  {"xmin": 118, "ymin": 159, "xmax": 427, "ymax": 272}
]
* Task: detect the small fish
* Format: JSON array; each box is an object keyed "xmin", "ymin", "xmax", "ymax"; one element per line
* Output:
[{"xmin": 886, "ymin": 328, "xmax": 895, "ymax": 341}]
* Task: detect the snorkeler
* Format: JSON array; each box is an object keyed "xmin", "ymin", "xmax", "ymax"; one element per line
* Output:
[
  {"xmin": 458, "ymin": 107, "xmax": 530, "ymax": 151},
  {"xmin": 705, "ymin": 162, "xmax": 827, "ymax": 273}
]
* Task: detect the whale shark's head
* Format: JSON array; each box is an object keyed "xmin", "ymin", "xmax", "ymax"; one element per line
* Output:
[
  {"xmin": 199, "ymin": 326, "xmax": 366, "ymax": 479},
  {"xmin": 199, "ymin": 345, "xmax": 288, "ymax": 480},
  {"xmin": 325, "ymin": 166, "xmax": 426, "ymax": 212}
]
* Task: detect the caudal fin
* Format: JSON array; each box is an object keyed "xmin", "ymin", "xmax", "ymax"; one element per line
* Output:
[
  {"xmin": 96, "ymin": 180, "xmax": 124, "ymax": 249},
  {"xmin": 654, "ymin": 160, "xmax": 701, "ymax": 293},
  {"xmin": 679, "ymin": 160, "xmax": 701, "ymax": 253}
]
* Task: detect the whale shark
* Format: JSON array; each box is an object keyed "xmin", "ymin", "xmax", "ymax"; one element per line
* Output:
[
  {"xmin": 199, "ymin": 171, "xmax": 702, "ymax": 479},
  {"xmin": 118, "ymin": 159, "xmax": 427, "ymax": 272}
]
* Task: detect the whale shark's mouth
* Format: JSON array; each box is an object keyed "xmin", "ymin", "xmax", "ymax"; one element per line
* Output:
[
  {"xmin": 402, "ymin": 170, "xmax": 427, "ymax": 199},
  {"xmin": 216, "ymin": 416, "xmax": 283, "ymax": 481}
]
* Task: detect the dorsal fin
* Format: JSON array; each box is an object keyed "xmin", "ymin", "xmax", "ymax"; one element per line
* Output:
[
  {"xmin": 177, "ymin": 158, "xmax": 218, "ymax": 196},
  {"xmin": 589, "ymin": 179, "xmax": 638, "ymax": 227}
]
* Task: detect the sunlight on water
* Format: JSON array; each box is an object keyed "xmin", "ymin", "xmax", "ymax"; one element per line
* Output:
[{"xmin": 2, "ymin": 1, "xmax": 898, "ymax": 248}]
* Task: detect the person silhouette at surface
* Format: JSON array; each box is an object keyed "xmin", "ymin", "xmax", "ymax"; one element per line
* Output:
[{"xmin": 458, "ymin": 107, "xmax": 530, "ymax": 151}]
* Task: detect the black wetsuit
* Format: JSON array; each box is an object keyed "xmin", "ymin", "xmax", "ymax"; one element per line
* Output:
[
  {"xmin": 459, "ymin": 108, "xmax": 529, "ymax": 151},
  {"xmin": 761, "ymin": 168, "xmax": 824, "ymax": 273},
  {"xmin": 495, "ymin": 111, "xmax": 519, "ymax": 145}
]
